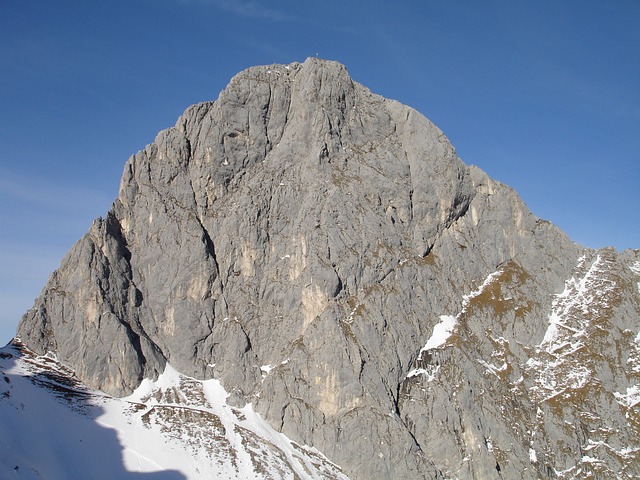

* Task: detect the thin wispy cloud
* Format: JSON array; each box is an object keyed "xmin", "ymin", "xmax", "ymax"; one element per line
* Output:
[
  {"xmin": 0, "ymin": 170, "xmax": 112, "ymax": 216},
  {"xmin": 182, "ymin": 0, "xmax": 293, "ymax": 22}
]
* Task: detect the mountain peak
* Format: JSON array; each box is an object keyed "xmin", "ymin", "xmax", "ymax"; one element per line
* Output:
[{"xmin": 14, "ymin": 61, "xmax": 639, "ymax": 479}]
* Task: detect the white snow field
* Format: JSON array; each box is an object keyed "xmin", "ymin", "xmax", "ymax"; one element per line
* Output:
[{"xmin": 0, "ymin": 342, "xmax": 348, "ymax": 480}]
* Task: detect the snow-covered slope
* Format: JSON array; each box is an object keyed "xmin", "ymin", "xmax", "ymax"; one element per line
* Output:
[{"xmin": 0, "ymin": 341, "xmax": 349, "ymax": 480}]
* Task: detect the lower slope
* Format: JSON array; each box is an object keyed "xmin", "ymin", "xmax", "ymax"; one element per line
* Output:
[{"xmin": 0, "ymin": 341, "xmax": 349, "ymax": 480}]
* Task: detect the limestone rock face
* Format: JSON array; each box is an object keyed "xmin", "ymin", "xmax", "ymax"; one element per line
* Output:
[{"xmin": 17, "ymin": 58, "xmax": 640, "ymax": 479}]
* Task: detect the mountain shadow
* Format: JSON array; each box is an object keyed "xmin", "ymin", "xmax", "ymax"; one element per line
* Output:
[{"xmin": 0, "ymin": 342, "xmax": 186, "ymax": 480}]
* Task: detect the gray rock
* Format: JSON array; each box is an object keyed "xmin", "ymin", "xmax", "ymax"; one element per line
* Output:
[{"xmin": 17, "ymin": 58, "xmax": 639, "ymax": 479}]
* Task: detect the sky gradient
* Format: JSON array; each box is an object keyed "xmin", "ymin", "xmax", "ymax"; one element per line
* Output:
[{"xmin": 1, "ymin": 0, "xmax": 639, "ymax": 343}]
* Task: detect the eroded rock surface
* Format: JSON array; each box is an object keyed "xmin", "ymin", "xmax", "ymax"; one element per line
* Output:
[{"xmin": 18, "ymin": 58, "xmax": 640, "ymax": 479}]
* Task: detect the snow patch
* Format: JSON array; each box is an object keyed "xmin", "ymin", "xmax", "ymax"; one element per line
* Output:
[
  {"xmin": 344, "ymin": 301, "xmax": 363, "ymax": 324},
  {"xmin": 126, "ymin": 362, "xmax": 182, "ymax": 403},
  {"xmin": 614, "ymin": 385, "xmax": 640, "ymax": 409},
  {"xmin": 485, "ymin": 438, "xmax": 493, "ymax": 452},
  {"xmin": 476, "ymin": 359, "xmax": 508, "ymax": 377},
  {"xmin": 406, "ymin": 365, "xmax": 440, "ymax": 382},
  {"xmin": 619, "ymin": 446, "xmax": 640, "ymax": 459},
  {"xmin": 460, "ymin": 270, "xmax": 502, "ymax": 314},
  {"xmin": 581, "ymin": 455, "xmax": 603, "ymax": 464},
  {"xmin": 418, "ymin": 315, "xmax": 456, "ymax": 358}
]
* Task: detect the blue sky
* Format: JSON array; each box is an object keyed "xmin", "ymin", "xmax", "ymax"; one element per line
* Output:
[{"xmin": 1, "ymin": 0, "xmax": 638, "ymax": 343}]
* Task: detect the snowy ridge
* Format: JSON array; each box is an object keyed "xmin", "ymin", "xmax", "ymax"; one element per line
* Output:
[
  {"xmin": 409, "ymin": 268, "xmax": 502, "ymax": 376},
  {"xmin": 614, "ymin": 385, "xmax": 640, "ymax": 409},
  {"xmin": 528, "ymin": 254, "xmax": 616, "ymax": 402},
  {"xmin": 460, "ymin": 269, "xmax": 504, "ymax": 315},
  {"xmin": 0, "ymin": 342, "xmax": 349, "ymax": 480},
  {"xmin": 522, "ymin": 251, "xmax": 640, "ymax": 478},
  {"xmin": 539, "ymin": 255, "xmax": 613, "ymax": 353}
]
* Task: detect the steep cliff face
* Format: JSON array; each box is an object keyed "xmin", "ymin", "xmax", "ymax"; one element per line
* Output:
[{"xmin": 17, "ymin": 58, "xmax": 639, "ymax": 479}]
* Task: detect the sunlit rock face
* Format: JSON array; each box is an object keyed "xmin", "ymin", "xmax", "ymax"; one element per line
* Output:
[{"xmin": 17, "ymin": 58, "xmax": 640, "ymax": 479}]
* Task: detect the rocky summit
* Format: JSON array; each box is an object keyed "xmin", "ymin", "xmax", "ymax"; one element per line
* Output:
[{"xmin": 15, "ymin": 58, "xmax": 640, "ymax": 479}]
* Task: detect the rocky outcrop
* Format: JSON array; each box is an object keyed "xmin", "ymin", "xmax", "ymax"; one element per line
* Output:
[{"xmin": 17, "ymin": 58, "xmax": 639, "ymax": 479}]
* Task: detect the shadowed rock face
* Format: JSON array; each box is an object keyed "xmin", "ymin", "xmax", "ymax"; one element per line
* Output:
[{"xmin": 17, "ymin": 58, "xmax": 640, "ymax": 479}]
